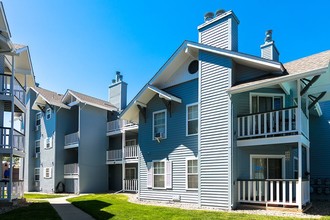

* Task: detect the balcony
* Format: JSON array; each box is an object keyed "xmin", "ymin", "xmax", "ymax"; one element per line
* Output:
[
  {"xmin": 0, "ymin": 73, "xmax": 25, "ymax": 106},
  {"xmin": 106, "ymin": 145, "xmax": 139, "ymax": 164},
  {"xmin": 107, "ymin": 119, "xmax": 137, "ymax": 135},
  {"xmin": 237, "ymin": 179, "xmax": 310, "ymax": 209},
  {"xmin": 0, "ymin": 127, "xmax": 25, "ymax": 155},
  {"xmin": 64, "ymin": 132, "xmax": 79, "ymax": 149},
  {"xmin": 64, "ymin": 163, "xmax": 79, "ymax": 178},
  {"xmin": 237, "ymin": 107, "xmax": 309, "ymax": 141},
  {"xmin": 0, "ymin": 180, "xmax": 24, "ymax": 200}
]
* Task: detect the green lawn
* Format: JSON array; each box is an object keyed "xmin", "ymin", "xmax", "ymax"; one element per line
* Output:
[
  {"xmin": 68, "ymin": 194, "xmax": 315, "ymax": 220},
  {"xmin": 24, "ymin": 193, "xmax": 67, "ymax": 200},
  {"xmin": 0, "ymin": 201, "xmax": 61, "ymax": 220}
]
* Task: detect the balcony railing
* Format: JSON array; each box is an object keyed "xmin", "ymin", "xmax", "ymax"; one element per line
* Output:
[
  {"xmin": 65, "ymin": 132, "xmax": 79, "ymax": 146},
  {"xmin": 124, "ymin": 145, "xmax": 139, "ymax": 159},
  {"xmin": 107, "ymin": 119, "xmax": 137, "ymax": 133},
  {"xmin": 106, "ymin": 149, "xmax": 122, "ymax": 161},
  {"xmin": 64, "ymin": 163, "xmax": 79, "ymax": 175},
  {"xmin": 0, "ymin": 74, "xmax": 25, "ymax": 104},
  {"xmin": 0, "ymin": 127, "xmax": 25, "ymax": 152},
  {"xmin": 237, "ymin": 179, "xmax": 310, "ymax": 207},
  {"xmin": 124, "ymin": 179, "xmax": 138, "ymax": 192},
  {"xmin": 237, "ymin": 107, "xmax": 308, "ymax": 139},
  {"xmin": 0, "ymin": 180, "xmax": 24, "ymax": 200}
]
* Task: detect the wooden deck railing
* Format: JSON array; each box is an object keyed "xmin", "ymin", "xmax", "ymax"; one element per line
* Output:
[
  {"xmin": 0, "ymin": 127, "xmax": 25, "ymax": 152},
  {"xmin": 107, "ymin": 119, "xmax": 137, "ymax": 132},
  {"xmin": 237, "ymin": 179, "xmax": 310, "ymax": 207},
  {"xmin": 64, "ymin": 163, "xmax": 79, "ymax": 175},
  {"xmin": 64, "ymin": 132, "xmax": 79, "ymax": 146},
  {"xmin": 124, "ymin": 179, "xmax": 138, "ymax": 192},
  {"xmin": 237, "ymin": 107, "xmax": 309, "ymax": 139},
  {"xmin": 106, "ymin": 149, "xmax": 122, "ymax": 161},
  {"xmin": 0, "ymin": 180, "xmax": 24, "ymax": 200},
  {"xmin": 124, "ymin": 145, "xmax": 139, "ymax": 159}
]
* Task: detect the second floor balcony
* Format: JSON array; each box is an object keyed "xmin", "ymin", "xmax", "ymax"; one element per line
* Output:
[
  {"xmin": 107, "ymin": 119, "xmax": 137, "ymax": 135},
  {"xmin": 0, "ymin": 73, "xmax": 25, "ymax": 106},
  {"xmin": 237, "ymin": 107, "xmax": 309, "ymax": 141},
  {"xmin": 0, "ymin": 127, "xmax": 25, "ymax": 154},
  {"xmin": 106, "ymin": 145, "xmax": 139, "ymax": 164},
  {"xmin": 64, "ymin": 132, "xmax": 79, "ymax": 149},
  {"xmin": 64, "ymin": 163, "xmax": 79, "ymax": 178}
]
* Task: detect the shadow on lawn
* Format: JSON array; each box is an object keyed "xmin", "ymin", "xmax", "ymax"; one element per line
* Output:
[{"xmin": 70, "ymin": 200, "xmax": 114, "ymax": 219}]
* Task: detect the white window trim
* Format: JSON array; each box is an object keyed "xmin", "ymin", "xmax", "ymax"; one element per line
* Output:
[
  {"xmin": 152, "ymin": 109, "xmax": 167, "ymax": 140},
  {"xmin": 249, "ymin": 92, "xmax": 285, "ymax": 113},
  {"xmin": 125, "ymin": 167, "xmax": 136, "ymax": 179},
  {"xmin": 186, "ymin": 103, "xmax": 199, "ymax": 136},
  {"xmin": 125, "ymin": 139, "xmax": 136, "ymax": 146},
  {"xmin": 35, "ymin": 112, "xmax": 42, "ymax": 128},
  {"xmin": 34, "ymin": 168, "xmax": 40, "ymax": 181},
  {"xmin": 46, "ymin": 108, "xmax": 52, "ymax": 120},
  {"xmin": 35, "ymin": 139, "xmax": 40, "ymax": 154},
  {"xmin": 152, "ymin": 159, "xmax": 166, "ymax": 189},
  {"xmin": 44, "ymin": 137, "xmax": 53, "ymax": 150},
  {"xmin": 186, "ymin": 156, "xmax": 198, "ymax": 190},
  {"xmin": 43, "ymin": 167, "xmax": 52, "ymax": 179},
  {"xmin": 250, "ymin": 154, "xmax": 285, "ymax": 179}
]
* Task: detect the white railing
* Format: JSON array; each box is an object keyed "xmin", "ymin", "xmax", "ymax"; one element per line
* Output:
[
  {"xmin": 0, "ymin": 127, "xmax": 25, "ymax": 152},
  {"xmin": 107, "ymin": 119, "xmax": 137, "ymax": 132},
  {"xmin": 65, "ymin": 132, "xmax": 79, "ymax": 146},
  {"xmin": 301, "ymin": 180, "xmax": 310, "ymax": 205},
  {"xmin": 124, "ymin": 179, "xmax": 138, "ymax": 192},
  {"xmin": 124, "ymin": 145, "xmax": 139, "ymax": 159},
  {"xmin": 237, "ymin": 107, "xmax": 298, "ymax": 139},
  {"xmin": 237, "ymin": 179, "xmax": 310, "ymax": 207},
  {"xmin": 64, "ymin": 163, "xmax": 79, "ymax": 175},
  {"xmin": 0, "ymin": 74, "xmax": 25, "ymax": 104},
  {"xmin": 106, "ymin": 149, "xmax": 122, "ymax": 161},
  {"xmin": 0, "ymin": 181, "xmax": 24, "ymax": 200}
]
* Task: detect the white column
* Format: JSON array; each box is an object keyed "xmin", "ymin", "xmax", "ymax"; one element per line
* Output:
[
  {"xmin": 298, "ymin": 142, "xmax": 302, "ymax": 209},
  {"xmin": 122, "ymin": 130, "xmax": 126, "ymax": 191},
  {"xmin": 297, "ymin": 79, "xmax": 301, "ymax": 134}
]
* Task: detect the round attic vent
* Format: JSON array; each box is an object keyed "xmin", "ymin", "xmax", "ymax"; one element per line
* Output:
[{"xmin": 188, "ymin": 60, "xmax": 199, "ymax": 74}]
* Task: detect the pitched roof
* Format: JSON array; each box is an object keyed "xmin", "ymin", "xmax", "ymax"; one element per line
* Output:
[
  {"xmin": 67, "ymin": 89, "xmax": 117, "ymax": 111},
  {"xmin": 228, "ymin": 50, "xmax": 330, "ymax": 94},
  {"xmin": 32, "ymin": 87, "xmax": 70, "ymax": 109},
  {"xmin": 13, "ymin": 43, "xmax": 26, "ymax": 50}
]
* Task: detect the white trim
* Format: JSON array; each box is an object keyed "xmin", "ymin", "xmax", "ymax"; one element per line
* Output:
[
  {"xmin": 148, "ymin": 85, "xmax": 182, "ymax": 103},
  {"xmin": 152, "ymin": 159, "xmax": 166, "ymax": 189},
  {"xmin": 250, "ymin": 154, "xmax": 285, "ymax": 179},
  {"xmin": 152, "ymin": 109, "xmax": 167, "ymax": 140},
  {"xmin": 34, "ymin": 168, "xmax": 40, "ymax": 181},
  {"xmin": 186, "ymin": 157, "xmax": 198, "ymax": 190},
  {"xmin": 35, "ymin": 112, "xmax": 41, "ymax": 129},
  {"xmin": 35, "ymin": 139, "xmax": 40, "ymax": 154},
  {"xmin": 186, "ymin": 102, "xmax": 199, "ymax": 136},
  {"xmin": 43, "ymin": 167, "xmax": 52, "ymax": 179},
  {"xmin": 46, "ymin": 108, "xmax": 51, "ymax": 120},
  {"xmin": 249, "ymin": 92, "xmax": 286, "ymax": 113}
]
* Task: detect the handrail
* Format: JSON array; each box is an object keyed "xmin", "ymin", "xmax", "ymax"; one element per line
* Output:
[
  {"xmin": 238, "ymin": 106, "xmax": 298, "ymax": 117},
  {"xmin": 0, "ymin": 127, "xmax": 25, "ymax": 136},
  {"xmin": 14, "ymin": 77, "xmax": 26, "ymax": 92}
]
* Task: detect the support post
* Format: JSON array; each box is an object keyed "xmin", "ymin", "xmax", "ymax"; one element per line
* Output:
[
  {"xmin": 297, "ymin": 79, "xmax": 301, "ymax": 135},
  {"xmin": 122, "ymin": 130, "xmax": 126, "ymax": 192},
  {"xmin": 298, "ymin": 142, "xmax": 302, "ymax": 210}
]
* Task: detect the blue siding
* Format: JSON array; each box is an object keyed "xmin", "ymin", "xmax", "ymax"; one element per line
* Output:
[{"xmin": 139, "ymin": 79, "xmax": 198, "ymax": 203}]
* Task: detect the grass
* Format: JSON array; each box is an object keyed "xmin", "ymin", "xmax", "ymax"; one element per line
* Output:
[
  {"xmin": 24, "ymin": 193, "xmax": 67, "ymax": 200},
  {"xmin": 0, "ymin": 201, "xmax": 61, "ymax": 220},
  {"xmin": 68, "ymin": 194, "xmax": 318, "ymax": 220}
]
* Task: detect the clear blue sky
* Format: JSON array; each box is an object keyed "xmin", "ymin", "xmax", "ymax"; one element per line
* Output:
[{"xmin": 3, "ymin": 0, "xmax": 330, "ymax": 103}]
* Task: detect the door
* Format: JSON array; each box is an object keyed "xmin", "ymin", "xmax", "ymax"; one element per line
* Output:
[{"xmin": 252, "ymin": 157, "xmax": 283, "ymax": 179}]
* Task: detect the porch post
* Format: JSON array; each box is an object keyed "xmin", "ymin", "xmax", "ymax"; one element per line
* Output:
[
  {"xmin": 298, "ymin": 142, "xmax": 302, "ymax": 209},
  {"xmin": 306, "ymin": 145, "xmax": 310, "ymax": 202},
  {"xmin": 122, "ymin": 129, "xmax": 126, "ymax": 192},
  {"xmin": 297, "ymin": 79, "xmax": 301, "ymax": 134}
]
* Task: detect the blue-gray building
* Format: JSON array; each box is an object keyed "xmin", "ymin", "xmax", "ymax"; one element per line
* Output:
[{"xmin": 121, "ymin": 10, "xmax": 330, "ymax": 211}]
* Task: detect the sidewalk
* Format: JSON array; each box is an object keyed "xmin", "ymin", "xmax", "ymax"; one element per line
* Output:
[{"xmin": 47, "ymin": 195, "xmax": 94, "ymax": 220}]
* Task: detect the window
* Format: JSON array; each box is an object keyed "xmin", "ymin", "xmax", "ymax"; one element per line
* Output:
[
  {"xmin": 125, "ymin": 167, "xmax": 136, "ymax": 180},
  {"xmin": 44, "ymin": 167, "xmax": 52, "ymax": 179},
  {"xmin": 153, "ymin": 110, "xmax": 166, "ymax": 140},
  {"xmin": 250, "ymin": 93, "xmax": 285, "ymax": 113},
  {"xmin": 187, "ymin": 103, "xmax": 198, "ymax": 136},
  {"xmin": 46, "ymin": 108, "xmax": 51, "ymax": 120},
  {"xmin": 34, "ymin": 168, "xmax": 40, "ymax": 181},
  {"xmin": 187, "ymin": 158, "xmax": 198, "ymax": 189},
  {"xmin": 44, "ymin": 137, "xmax": 52, "ymax": 149},
  {"xmin": 35, "ymin": 112, "xmax": 41, "ymax": 129},
  {"xmin": 250, "ymin": 155, "xmax": 285, "ymax": 179},
  {"xmin": 35, "ymin": 140, "xmax": 40, "ymax": 154},
  {"xmin": 125, "ymin": 139, "xmax": 136, "ymax": 146},
  {"xmin": 153, "ymin": 161, "xmax": 165, "ymax": 188}
]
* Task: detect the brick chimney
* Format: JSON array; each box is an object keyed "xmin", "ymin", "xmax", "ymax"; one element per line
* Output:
[
  {"xmin": 260, "ymin": 30, "xmax": 280, "ymax": 61},
  {"xmin": 198, "ymin": 9, "xmax": 240, "ymax": 51},
  {"xmin": 108, "ymin": 71, "xmax": 127, "ymax": 111}
]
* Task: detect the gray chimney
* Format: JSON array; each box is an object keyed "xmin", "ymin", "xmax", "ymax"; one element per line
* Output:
[
  {"xmin": 108, "ymin": 71, "xmax": 127, "ymax": 111},
  {"xmin": 198, "ymin": 10, "xmax": 240, "ymax": 51},
  {"xmin": 260, "ymin": 30, "xmax": 280, "ymax": 61}
]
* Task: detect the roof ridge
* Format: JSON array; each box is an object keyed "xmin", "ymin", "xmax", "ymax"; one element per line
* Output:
[{"xmin": 284, "ymin": 50, "xmax": 330, "ymax": 65}]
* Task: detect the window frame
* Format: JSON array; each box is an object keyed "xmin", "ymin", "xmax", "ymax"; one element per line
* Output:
[
  {"xmin": 125, "ymin": 139, "xmax": 136, "ymax": 146},
  {"xmin": 44, "ymin": 137, "xmax": 52, "ymax": 150},
  {"xmin": 46, "ymin": 108, "xmax": 52, "ymax": 120},
  {"xmin": 34, "ymin": 168, "xmax": 40, "ymax": 181},
  {"xmin": 125, "ymin": 167, "xmax": 136, "ymax": 180},
  {"xmin": 152, "ymin": 160, "xmax": 166, "ymax": 189},
  {"xmin": 249, "ymin": 93, "xmax": 285, "ymax": 114},
  {"xmin": 186, "ymin": 103, "xmax": 199, "ymax": 136},
  {"xmin": 35, "ymin": 140, "xmax": 40, "ymax": 154},
  {"xmin": 249, "ymin": 154, "xmax": 285, "ymax": 179},
  {"xmin": 186, "ymin": 157, "xmax": 198, "ymax": 190},
  {"xmin": 35, "ymin": 112, "xmax": 42, "ymax": 128},
  {"xmin": 44, "ymin": 167, "xmax": 52, "ymax": 179},
  {"xmin": 152, "ymin": 109, "xmax": 167, "ymax": 140}
]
